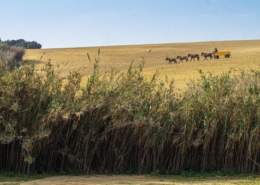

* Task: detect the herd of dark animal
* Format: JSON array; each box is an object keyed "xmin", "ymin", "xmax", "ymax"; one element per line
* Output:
[{"xmin": 165, "ymin": 48, "xmax": 229, "ymax": 64}]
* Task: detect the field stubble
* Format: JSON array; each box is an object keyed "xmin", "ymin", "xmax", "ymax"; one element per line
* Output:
[{"xmin": 25, "ymin": 40, "xmax": 260, "ymax": 89}]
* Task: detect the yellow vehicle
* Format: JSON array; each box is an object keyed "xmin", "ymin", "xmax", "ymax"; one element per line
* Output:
[{"xmin": 213, "ymin": 50, "xmax": 231, "ymax": 59}]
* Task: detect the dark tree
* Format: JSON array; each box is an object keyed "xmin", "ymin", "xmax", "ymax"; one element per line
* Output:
[{"xmin": 0, "ymin": 39, "xmax": 42, "ymax": 49}]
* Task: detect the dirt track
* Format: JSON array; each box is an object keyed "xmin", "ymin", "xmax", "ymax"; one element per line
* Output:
[{"xmin": 19, "ymin": 175, "xmax": 260, "ymax": 185}]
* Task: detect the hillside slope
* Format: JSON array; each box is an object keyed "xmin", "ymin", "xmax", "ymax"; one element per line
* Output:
[{"xmin": 25, "ymin": 40, "xmax": 260, "ymax": 89}]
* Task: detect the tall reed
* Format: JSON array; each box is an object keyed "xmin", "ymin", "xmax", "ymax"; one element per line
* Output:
[{"xmin": 0, "ymin": 58, "xmax": 259, "ymax": 174}]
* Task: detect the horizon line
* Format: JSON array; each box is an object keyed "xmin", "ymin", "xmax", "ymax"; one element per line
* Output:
[{"xmin": 39, "ymin": 38, "xmax": 260, "ymax": 50}]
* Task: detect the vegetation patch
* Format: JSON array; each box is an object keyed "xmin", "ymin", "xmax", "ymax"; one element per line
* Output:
[
  {"xmin": 0, "ymin": 45, "xmax": 24, "ymax": 70},
  {"xmin": 0, "ymin": 39, "xmax": 41, "ymax": 49},
  {"xmin": 0, "ymin": 50, "xmax": 259, "ymax": 174}
]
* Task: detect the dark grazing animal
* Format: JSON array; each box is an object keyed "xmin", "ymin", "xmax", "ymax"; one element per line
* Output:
[
  {"xmin": 201, "ymin": 52, "xmax": 213, "ymax": 60},
  {"xmin": 165, "ymin": 57, "xmax": 177, "ymax": 64},
  {"xmin": 177, "ymin": 56, "xmax": 189, "ymax": 62},
  {"xmin": 188, "ymin": 53, "xmax": 200, "ymax": 61},
  {"xmin": 225, "ymin": 53, "xmax": 231, "ymax": 58}
]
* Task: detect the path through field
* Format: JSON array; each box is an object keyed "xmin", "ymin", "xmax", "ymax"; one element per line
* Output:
[{"xmin": 11, "ymin": 175, "xmax": 260, "ymax": 185}]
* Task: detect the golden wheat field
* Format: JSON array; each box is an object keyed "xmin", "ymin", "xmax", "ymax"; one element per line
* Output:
[{"xmin": 25, "ymin": 40, "xmax": 260, "ymax": 89}]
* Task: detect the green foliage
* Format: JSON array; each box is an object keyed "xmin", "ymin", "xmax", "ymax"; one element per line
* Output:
[{"xmin": 0, "ymin": 58, "xmax": 259, "ymax": 174}]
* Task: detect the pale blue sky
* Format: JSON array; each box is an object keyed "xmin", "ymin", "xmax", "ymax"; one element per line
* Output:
[{"xmin": 0, "ymin": 0, "xmax": 259, "ymax": 48}]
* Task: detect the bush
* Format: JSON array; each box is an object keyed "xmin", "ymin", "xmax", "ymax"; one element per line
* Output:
[
  {"xmin": 0, "ymin": 60, "xmax": 259, "ymax": 174},
  {"xmin": 0, "ymin": 45, "xmax": 25, "ymax": 71}
]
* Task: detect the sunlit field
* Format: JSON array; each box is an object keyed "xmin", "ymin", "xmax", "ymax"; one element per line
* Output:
[{"xmin": 25, "ymin": 40, "xmax": 260, "ymax": 89}]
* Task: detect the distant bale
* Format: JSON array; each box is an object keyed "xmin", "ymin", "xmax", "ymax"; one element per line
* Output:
[
  {"xmin": 0, "ymin": 44, "xmax": 25, "ymax": 70},
  {"xmin": 146, "ymin": 49, "xmax": 152, "ymax": 53}
]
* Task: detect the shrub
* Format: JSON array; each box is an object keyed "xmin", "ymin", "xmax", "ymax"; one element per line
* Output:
[{"xmin": 0, "ymin": 45, "xmax": 25, "ymax": 71}]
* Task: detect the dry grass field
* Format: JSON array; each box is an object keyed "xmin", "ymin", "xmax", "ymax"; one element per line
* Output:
[{"xmin": 25, "ymin": 40, "xmax": 260, "ymax": 89}]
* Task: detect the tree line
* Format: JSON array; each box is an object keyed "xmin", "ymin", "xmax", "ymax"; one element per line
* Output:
[{"xmin": 0, "ymin": 38, "xmax": 42, "ymax": 49}]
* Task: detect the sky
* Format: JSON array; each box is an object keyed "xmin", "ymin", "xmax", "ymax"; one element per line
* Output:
[{"xmin": 0, "ymin": 0, "xmax": 259, "ymax": 48}]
